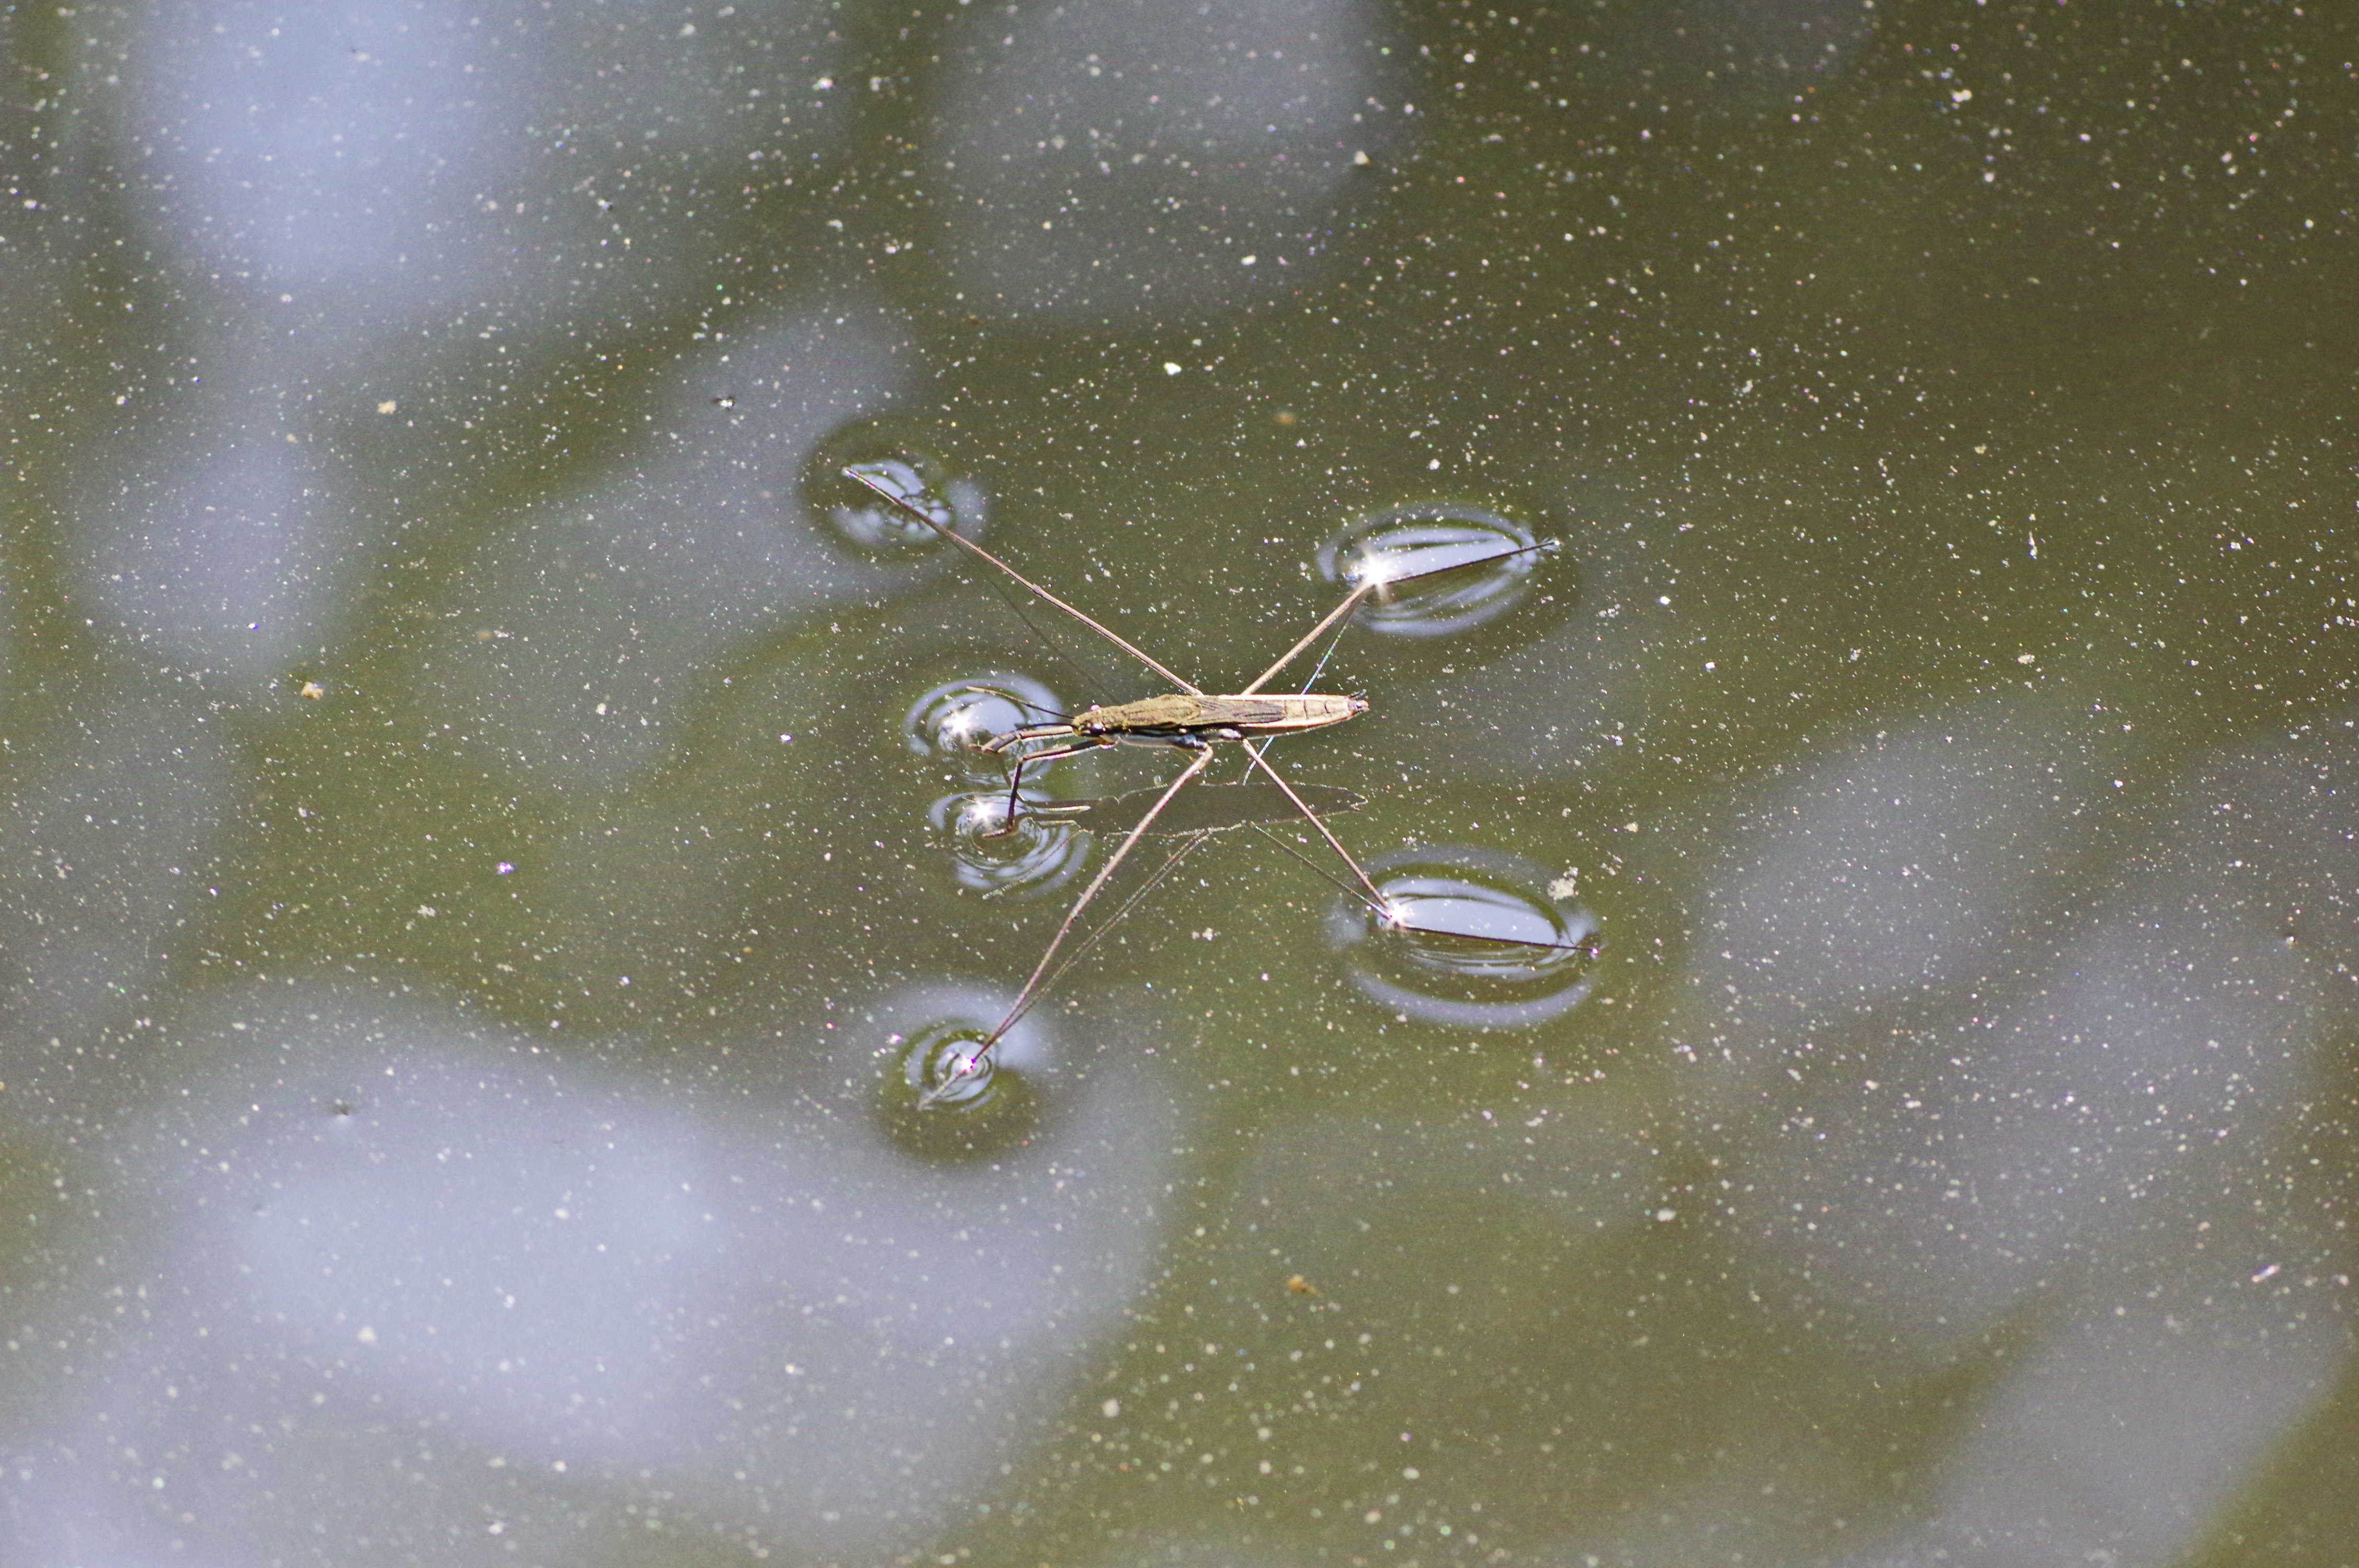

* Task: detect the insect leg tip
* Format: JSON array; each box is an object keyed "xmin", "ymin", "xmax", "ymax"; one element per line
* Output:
[{"xmin": 917, "ymin": 1044, "xmax": 995, "ymax": 1110}]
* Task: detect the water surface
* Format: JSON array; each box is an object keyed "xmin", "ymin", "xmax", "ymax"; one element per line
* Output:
[{"xmin": 2, "ymin": 4, "xmax": 2352, "ymax": 1565}]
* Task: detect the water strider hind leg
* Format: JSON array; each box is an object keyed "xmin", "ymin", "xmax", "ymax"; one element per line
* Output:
[{"xmin": 921, "ymin": 745, "xmax": 1222, "ymax": 1108}]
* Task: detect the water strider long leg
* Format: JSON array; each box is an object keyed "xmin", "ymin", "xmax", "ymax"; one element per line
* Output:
[
  {"xmin": 842, "ymin": 465, "xmax": 1204, "ymax": 695},
  {"xmin": 1243, "ymin": 823, "xmax": 1601, "ymax": 954},
  {"xmin": 1239, "ymin": 537, "xmax": 1561, "ymax": 697},
  {"xmin": 1225, "ymin": 578, "xmax": 1394, "ymax": 907},
  {"xmin": 1238, "ymin": 742, "xmax": 1394, "ymax": 916},
  {"xmin": 922, "ymin": 744, "xmax": 1220, "ymax": 1106},
  {"xmin": 1239, "ymin": 579, "xmax": 1383, "ymax": 697},
  {"xmin": 1227, "ymin": 535, "xmax": 1567, "ymax": 929},
  {"xmin": 997, "ymin": 830, "xmax": 1216, "ymax": 1041}
]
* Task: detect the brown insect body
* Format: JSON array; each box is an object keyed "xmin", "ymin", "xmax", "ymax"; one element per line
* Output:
[
  {"xmin": 983, "ymin": 692, "xmax": 1366, "ymax": 753},
  {"xmin": 837, "ymin": 461, "xmax": 1561, "ymax": 1111}
]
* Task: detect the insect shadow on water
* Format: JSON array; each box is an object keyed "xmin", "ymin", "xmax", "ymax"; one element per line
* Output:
[{"xmin": 841, "ymin": 463, "xmax": 1590, "ymax": 1109}]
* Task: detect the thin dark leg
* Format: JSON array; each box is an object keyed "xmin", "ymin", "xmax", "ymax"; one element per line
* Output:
[
  {"xmin": 922, "ymin": 745, "xmax": 1219, "ymax": 1109},
  {"xmin": 1239, "ymin": 742, "xmax": 1393, "ymax": 914},
  {"xmin": 842, "ymin": 465, "xmax": 1205, "ymax": 696},
  {"xmin": 989, "ymin": 736, "xmax": 1109, "ymax": 836},
  {"xmin": 1239, "ymin": 537, "xmax": 1559, "ymax": 696},
  {"xmin": 1244, "ymin": 823, "xmax": 1601, "ymax": 954},
  {"xmin": 1001, "ymin": 831, "xmax": 1215, "ymax": 1039}
]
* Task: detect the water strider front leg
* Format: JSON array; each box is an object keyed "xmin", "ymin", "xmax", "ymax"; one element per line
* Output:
[{"xmin": 984, "ymin": 735, "xmax": 1112, "ymax": 837}]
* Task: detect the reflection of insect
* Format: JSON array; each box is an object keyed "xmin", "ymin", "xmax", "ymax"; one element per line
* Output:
[
  {"xmin": 843, "ymin": 465, "xmax": 1562, "ymax": 1108},
  {"xmin": 1034, "ymin": 781, "xmax": 1367, "ymax": 840}
]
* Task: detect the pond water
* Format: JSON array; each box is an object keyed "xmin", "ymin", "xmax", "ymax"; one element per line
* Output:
[{"xmin": 2, "ymin": 3, "xmax": 2352, "ymax": 1565}]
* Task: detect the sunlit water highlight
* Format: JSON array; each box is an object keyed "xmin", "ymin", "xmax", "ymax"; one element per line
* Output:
[
  {"xmin": 902, "ymin": 671, "xmax": 1064, "ymax": 783},
  {"xmin": 929, "ymin": 789, "xmax": 1089, "ymax": 898},
  {"xmin": 1318, "ymin": 502, "xmax": 1552, "ymax": 639},
  {"xmin": 1328, "ymin": 846, "xmax": 1602, "ymax": 1028},
  {"xmin": 875, "ymin": 1004, "xmax": 1046, "ymax": 1157},
  {"xmin": 814, "ymin": 440, "xmax": 981, "ymax": 557}
]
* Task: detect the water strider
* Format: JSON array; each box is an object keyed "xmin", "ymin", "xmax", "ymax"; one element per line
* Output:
[{"xmin": 840, "ymin": 462, "xmax": 1572, "ymax": 1108}]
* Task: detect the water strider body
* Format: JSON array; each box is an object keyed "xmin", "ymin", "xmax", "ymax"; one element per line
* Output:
[
  {"xmin": 976, "ymin": 693, "xmax": 1367, "ymax": 829},
  {"xmin": 840, "ymin": 462, "xmax": 1564, "ymax": 1109},
  {"xmin": 1022, "ymin": 691, "xmax": 1367, "ymax": 744}
]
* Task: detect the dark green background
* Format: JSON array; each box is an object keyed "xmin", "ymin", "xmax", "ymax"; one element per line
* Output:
[{"xmin": 2, "ymin": 2, "xmax": 2352, "ymax": 1563}]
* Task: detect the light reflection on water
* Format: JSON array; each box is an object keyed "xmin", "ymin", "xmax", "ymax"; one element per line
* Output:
[
  {"xmin": 819, "ymin": 441, "xmax": 985, "ymax": 558},
  {"xmin": 902, "ymin": 671, "xmax": 1066, "ymax": 778},
  {"xmin": 1328, "ymin": 845, "xmax": 1603, "ymax": 1029},
  {"xmin": 6, "ymin": 0, "xmax": 2351, "ymax": 1562},
  {"xmin": 926, "ymin": 787, "xmax": 1092, "ymax": 898},
  {"xmin": 1319, "ymin": 501, "xmax": 1555, "ymax": 639},
  {"xmin": 872, "ymin": 985, "xmax": 1055, "ymax": 1157}
]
